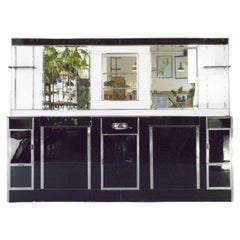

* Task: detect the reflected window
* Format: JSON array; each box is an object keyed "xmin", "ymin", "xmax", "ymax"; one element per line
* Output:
[
  {"xmin": 42, "ymin": 46, "xmax": 90, "ymax": 110},
  {"xmin": 151, "ymin": 45, "xmax": 195, "ymax": 109},
  {"xmin": 10, "ymin": 131, "xmax": 31, "ymax": 163},
  {"xmin": 209, "ymin": 130, "xmax": 230, "ymax": 163},
  {"xmin": 102, "ymin": 55, "xmax": 137, "ymax": 101}
]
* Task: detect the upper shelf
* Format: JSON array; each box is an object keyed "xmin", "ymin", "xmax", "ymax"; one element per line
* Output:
[
  {"xmin": 202, "ymin": 66, "xmax": 230, "ymax": 69},
  {"xmin": 9, "ymin": 66, "xmax": 36, "ymax": 69}
]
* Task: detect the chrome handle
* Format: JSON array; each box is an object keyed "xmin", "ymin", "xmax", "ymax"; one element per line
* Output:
[{"xmin": 112, "ymin": 122, "xmax": 132, "ymax": 130}]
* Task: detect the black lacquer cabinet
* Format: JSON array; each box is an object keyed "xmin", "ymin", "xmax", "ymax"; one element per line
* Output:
[{"xmin": 8, "ymin": 116, "xmax": 232, "ymax": 202}]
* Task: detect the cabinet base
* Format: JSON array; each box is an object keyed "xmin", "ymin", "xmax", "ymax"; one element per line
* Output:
[{"xmin": 9, "ymin": 189, "xmax": 232, "ymax": 202}]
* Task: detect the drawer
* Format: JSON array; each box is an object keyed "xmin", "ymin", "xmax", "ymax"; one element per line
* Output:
[
  {"xmin": 149, "ymin": 117, "xmax": 199, "ymax": 126},
  {"xmin": 9, "ymin": 117, "xmax": 32, "ymax": 129},
  {"xmin": 207, "ymin": 118, "xmax": 231, "ymax": 129},
  {"xmin": 102, "ymin": 117, "xmax": 138, "ymax": 134},
  {"xmin": 40, "ymin": 117, "xmax": 92, "ymax": 127}
]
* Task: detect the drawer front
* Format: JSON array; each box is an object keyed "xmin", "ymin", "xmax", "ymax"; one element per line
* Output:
[
  {"xmin": 40, "ymin": 117, "xmax": 92, "ymax": 127},
  {"xmin": 102, "ymin": 117, "xmax": 138, "ymax": 134},
  {"xmin": 149, "ymin": 117, "xmax": 199, "ymax": 126},
  {"xmin": 9, "ymin": 117, "xmax": 32, "ymax": 129}
]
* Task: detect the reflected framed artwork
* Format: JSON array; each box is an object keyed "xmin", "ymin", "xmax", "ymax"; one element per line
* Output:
[
  {"xmin": 157, "ymin": 56, "xmax": 172, "ymax": 78},
  {"xmin": 175, "ymin": 56, "xmax": 188, "ymax": 79}
]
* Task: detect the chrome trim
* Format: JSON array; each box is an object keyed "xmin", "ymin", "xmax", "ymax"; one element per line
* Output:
[
  {"xmin": 32, "ymin": 46, "xmax": 35, "ymax": 109},
  {"xmin": 149, "ymin": 125, "xmax": 198, "ymax": 128},
  {"xmin": 149, "ymin": 126, "xmax": 154, "ymax": 189},
  {"xmin": 196, "ymin": 126, "xmax": 200, "ymax": 189},
  {"xmin": 112, "ymin": 122, "xmax": 132, "ymax": 130},
  {"xmin": 10, "ymin": 163, "xmax": 32, "ymax": 167},
  {"xmin": 207, "ymin": 128, "xmax": 231, "ymax": 131},
  {"xmin": 103, "ymin": 187, "xmax": 139, "ymax": 191},
  {"xmin": 31, "ymin": 118, "xmax": 34, "ymax": 190},
  {"xmin": 102, "ymin": 133, "xmax": 137, "ymax": 136},
  {"xmin": 206, "ymin": 118, "xmax": 210, "ymax": 189},
  {"xmin": 9, "ymin": 128, "xmax": 32, "ymax": 131},
  {"xmin": 137, "ymin": 118, "xmax": 140, "ymax": 189},
  {"xmin": 87, "ymin": 127, "xmax": 91, "ymax": 190},
  {"xmin": 40, "ymin": 127, "xmax": 44, "ymax": 189},
  {"xmin": 100, "ymin": 119, "xmax": 104, "ymax": 189}
]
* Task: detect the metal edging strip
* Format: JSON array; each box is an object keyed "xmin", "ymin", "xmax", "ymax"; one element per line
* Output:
[
  {"xmin": 40, "ymin": 127, "xmax": 44, "ymax": 189},
  {"xmin": 149, "ymin": 126, "xmax": 154, "ymax": 189},
  {"xmin": 87, "ymin": 127, "xmax": 91, "ymax": 190}
]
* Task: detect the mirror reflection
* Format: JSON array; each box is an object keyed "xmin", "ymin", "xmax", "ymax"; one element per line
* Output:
[{"xmin": 103, "ymin": 55, "xmax": 137, "ymax": 101}]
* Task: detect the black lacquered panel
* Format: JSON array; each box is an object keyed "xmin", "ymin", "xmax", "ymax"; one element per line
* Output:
[
  {"xmin": 153, "ymin": 127, "xmax": 196, "ymax": 189},
  {"xmin": 40, "ymin": 117, "xmax": 91, "ymax": 127},
  {"xmin": 103, "ymin": 135, "xmax": 137, "ymax": 188},
  {"xmin": 9, "ymin": 117, "xmax": 32, "ymax": 129},
  {"xmin": 209, "ymin": 130, "xmax": 230, "ymax": 163},
  {"xmin": 43, "ymin": 127, "xmax": 88, "ymax": 189},
  {"xmin": 209, "ymin": 165, "xmax": 231, "ymax": 188},
  {"xmin": 149, "ymin": 117, "xmax": 199, "ymax": 126},
  {"xmin": 208, "ymin": 118, "xmax": 231, "ymax": 128},
  {"xmin": 102, "ymin": 117, "xmax": 138, "ymax": 134},
  {"xmin": 11, "ymin": 166, "xmax": 31, "ymax": 188}
]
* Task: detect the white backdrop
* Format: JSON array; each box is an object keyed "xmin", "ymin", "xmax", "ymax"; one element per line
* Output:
[{"xmin": 0, "ymin": 1, "xmax": 240, "ymax": 239}]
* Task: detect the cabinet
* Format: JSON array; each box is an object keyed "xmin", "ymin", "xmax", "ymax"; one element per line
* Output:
[
  {"xmin": 9, "ymin": 118, "xmax": 34, "ymax": 189},
  {"xmin": 8, "ymin": 116, "xmax": 232, "ymax": 201},
  {"xmin": 149, "ymin": 119, "xmax": 200, "ymax": 189},
  {"xmin": 40, "ymin": 118, "xmax": 91, "ymax": 189},
  {"xmin": 206, "ymin": 118, "xmax": 232, "ymax": 189}
]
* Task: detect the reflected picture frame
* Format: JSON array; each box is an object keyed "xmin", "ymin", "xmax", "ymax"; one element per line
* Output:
[
  {"xmin": 157, "ymin": 56, "xmax": 172, "ymax": 78},
  {"xmin": 175, "ymin": 56, "xmax": 188, "ymax": 79}
]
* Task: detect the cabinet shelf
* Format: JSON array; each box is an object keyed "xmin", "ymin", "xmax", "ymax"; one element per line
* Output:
[
  {"xmin": 203, "ymin": 66, "xmax": 230, "ymax": 69},
  {"xmin": 9, "ymin": 66, "xmax": 36, "ymax": 69}
]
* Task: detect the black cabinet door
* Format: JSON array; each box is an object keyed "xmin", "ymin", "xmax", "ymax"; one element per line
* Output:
[
  {"xmin": 43, "ymin": 127, "xmax": 89, "ymax": 189},
  {"xmin": 102, "ymin": 135, "xmax": 138, "ymax": 189},
  {"xmin": 151, "ymin": 127, "xmax": 197, "ymax": 189}
]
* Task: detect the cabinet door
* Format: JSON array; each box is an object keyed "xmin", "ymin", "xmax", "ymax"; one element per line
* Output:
[
  {"xmin": 207, "ymin": 127, "xmax": 231, "ymax": 189},
  {"xmin": 151, "ymin": 127, "xmax": 198, "ymax": 189},
  {"xmin": 42, "ymin": 127, "xmax": 90, "ymax": 189},
  {"xmin": 102, "ymin": 134, "xmax": 138, "ymax": 189},
  {"xmin": 9, "ymin": 130, "xmax": 33, "ymax": 189}
]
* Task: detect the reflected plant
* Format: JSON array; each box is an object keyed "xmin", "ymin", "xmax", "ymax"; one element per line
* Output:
[{"xmin": 43, "ymin": 46, "xmax": 90, "ymax": 109}]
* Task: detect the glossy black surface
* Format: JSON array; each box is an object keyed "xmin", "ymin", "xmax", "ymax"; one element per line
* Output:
[
  {"xmin": 8, "ymin": 116, "xmax": 232, "ymax": 201},
  {"xmin": 43, "ymin": 127, "xmax": 88, "ymax": 189},
  {"xmin": 209, "ymin": 166, "xmax": 231, "ymax": 187},
  {"xmin": 9, "ymin": 118, "xmax": 32, "ymax": 129},
  {"xmin": 10, "ymin": 166, "xmax": 31, "ymax": 188},
  {"xmin": 10, "ymin": 130, "xmax": 31, "ymax": 163},
  {"xmin": 149, "ymin": 117, "xmax": 199, "ymax": 126},
  {"xmin": 208, "ymin": 118, "xmax": 231, "ymax": 128},
  {"xmin": 12, "ymin": 38, "xmax": 228, "ymax": 46},
  {"xmin": 103, "ymin": 135, "xmax": 137, "ymax": 188},
  {"xmin": 209, "ymin": 130, "xmax": 230, "ymax": 163},
  {"xmin": 153, "ymin": 127, "xmax": 196, "ymax": 189},
  {"xmin": 40, "ymin": 117, "xmax": 91, "ymax": 127},
  {"xmin": 9, "ymin": 189, "xmax": 232, "ymax": 202}
]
